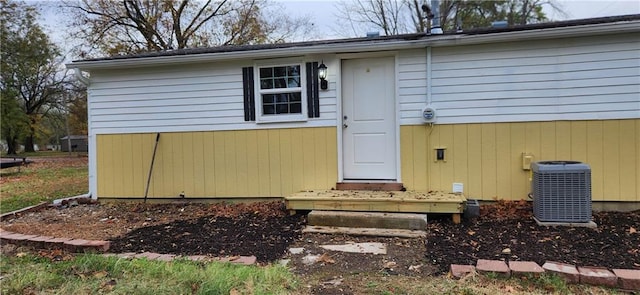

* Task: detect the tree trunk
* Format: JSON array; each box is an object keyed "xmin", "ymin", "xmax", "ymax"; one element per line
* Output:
[
  {"xmin": 24, "ymin": 126, "xmax": 36, "ymax": 152},
  {"xmin": 6, "ymin": 135, "xmax": 18, "ymax": 155}
]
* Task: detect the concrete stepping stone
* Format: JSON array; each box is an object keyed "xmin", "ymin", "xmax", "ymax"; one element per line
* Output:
[
  {"xmin": 320, "ymin": 242, "xmax": 387, "ymax": 255},
  {"xmin": 302, "ymin": 254, "xmax": 321, "ymax": 265},
  {"xmin": 288, "ymin": 247, "xmax": 305, "ymax": 254}
]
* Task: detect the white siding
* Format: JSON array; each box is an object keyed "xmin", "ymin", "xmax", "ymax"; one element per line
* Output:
[
  {"xmin": 398, "ymin": 49, "xmax": 428, "ymax": 124},
  {"xmin": 400, "ymin": 33, "xmax": 640, "ymax": 125},
  {"xmin": 89, "ymin": 60, "xmax": 338, "ymax": 134}
]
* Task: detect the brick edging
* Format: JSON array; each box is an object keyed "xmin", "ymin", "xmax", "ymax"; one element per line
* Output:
[
  {"xmin": 0, "ymin": 229, "xmax": 257, "ymax": 266},
  {"xmin": 0, "ymin": 229, "xmax": 109, "ymax": 253},
  {"xmin": 0, "ymin": 202, "xmax": 49, "ymax": 221},
  {"xmin": 450, "ymin": 260, "xmax": 640, "ymax": 291}
]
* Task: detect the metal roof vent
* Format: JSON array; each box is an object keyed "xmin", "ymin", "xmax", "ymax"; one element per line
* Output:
[
  {"xmin": 366, "ymin": 31, "xmax": 380, "ymax": 38},
  {"xmin": 491, "ymin": 21, "xmax": 508, "ymax": 28},
  {"xmin": 531, "ymin": 161, "xmax": 591, "ymax": 223}
]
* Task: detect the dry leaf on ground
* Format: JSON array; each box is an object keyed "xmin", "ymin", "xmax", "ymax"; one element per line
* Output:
[{"xmin": 317, "ymin": 253, "xmax": 335, "ymax": 264}]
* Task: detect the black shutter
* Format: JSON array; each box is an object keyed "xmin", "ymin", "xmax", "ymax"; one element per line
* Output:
[
  {"xmin": 242, "ymin": 67, "xmax": 255, "ymax": 121},
  {"xmin": 306, "ymin": 62, "xmax": 320, "ymax": 118}
]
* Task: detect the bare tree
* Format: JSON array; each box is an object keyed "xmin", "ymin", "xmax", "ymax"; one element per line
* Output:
[
  {"xmin": 221, "ymin": 1, "xmax": 317, "ymax": 45},
  {"xmin": 66, "ymin": 0, "xmax": 316, "ymax": 57},
  {"xmin": 334, "ymin": 0, "xmax": 408, "ymax": 36},
  {"xmin": 333, "ymin": 0, "xmax": 563, "ymax": 37},
  {"xmin": 407, "ymin": 0, "xmax": 427, "ymax": 32}
]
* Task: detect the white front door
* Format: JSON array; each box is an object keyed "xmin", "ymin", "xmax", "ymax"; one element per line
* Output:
[{"xmin": 342, "ymin": 57, "xmax": 397, "ymax": 180}]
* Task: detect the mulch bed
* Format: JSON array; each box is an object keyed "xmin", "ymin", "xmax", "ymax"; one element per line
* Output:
[
  {"xmin": 2, "ymin": 199, "xmax": 638, "ymax": 276},
  {"xmin": 426, "ymin": 200, "xmax": 640, "ymax": 275},
  {"xmin": 109, "ymin": 212, "xmax": 306, "ymax": 262}
]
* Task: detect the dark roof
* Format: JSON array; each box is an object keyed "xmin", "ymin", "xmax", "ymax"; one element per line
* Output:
[
  {"xmin": 61, "ymin": 135, "xmax": 88, "ymax": 140},
  {"xmin": 74, "ymin": 14, "xmax": 640, "ymax": 63}
]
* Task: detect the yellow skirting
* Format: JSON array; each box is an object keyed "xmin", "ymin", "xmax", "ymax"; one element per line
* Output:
[
  {"xmin": 95, "ymin": 119, "xmax": 639, "ymax": 203},
  {"xmin": 96, "ymin": 127, "xmax": 337, "ymax": 198},
  {"xmin": 401, "ymin": 119, "xmax": 640, "ymax": 202}
]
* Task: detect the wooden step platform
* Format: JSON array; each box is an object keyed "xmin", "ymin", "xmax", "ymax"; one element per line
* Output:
[{"xmin": 285, "ymin": 190, "xmax": 466, "ymax": 223}]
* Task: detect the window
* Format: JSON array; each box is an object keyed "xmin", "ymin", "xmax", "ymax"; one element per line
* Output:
[
  {"xmin": 255, "ymin": 64, "xmax": 307, "ymax": 122},
  {"xmin": 242, "ymin": 62, "xmax": 320, "ymax": 122}
]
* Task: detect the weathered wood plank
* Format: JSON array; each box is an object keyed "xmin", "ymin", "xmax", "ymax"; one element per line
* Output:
[
  {"xmin": 335, "ymin": 183, "xmax": 404, "ymax": 191},
  {"xmin": 285, "ymin": 190, "xmax": 465, "ymax": 213},
  {"xmin": 303, "ymin": 226, "xmax": 427, "ymax": 238}
]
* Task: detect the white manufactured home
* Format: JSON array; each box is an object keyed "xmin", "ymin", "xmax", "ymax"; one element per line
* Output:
[{"xmin": 67, "ymin": 15, "xmax": 640, "ymax": 210}]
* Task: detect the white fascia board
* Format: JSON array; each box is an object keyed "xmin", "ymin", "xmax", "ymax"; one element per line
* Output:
[
  {"xmin": 66, "ymin": 20, "xmax": 639, "ymax": 71},
  {"xmin": 65, "ymin": 40, "xmax": 428, "ymax": 70}
]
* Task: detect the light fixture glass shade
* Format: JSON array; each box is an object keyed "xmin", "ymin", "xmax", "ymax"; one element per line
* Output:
[{"xmin": 318, "ymin": 63, "xmax": 327, "ymax": 80}]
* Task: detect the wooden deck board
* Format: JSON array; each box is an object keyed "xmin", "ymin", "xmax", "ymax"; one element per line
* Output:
[{"xmin": 285, "ymin": 190, "xmax": 466, "ymax": 214}]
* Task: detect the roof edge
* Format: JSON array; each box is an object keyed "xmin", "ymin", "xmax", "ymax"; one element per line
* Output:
[{"xmin": 67, "ymin": 15, "xmax": 640, "ymax": 71}]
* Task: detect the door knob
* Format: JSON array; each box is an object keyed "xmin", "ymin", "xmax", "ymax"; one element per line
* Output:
[{"xmin": 343, "ymin": 124, "xmax": 348, "ymax": 128}]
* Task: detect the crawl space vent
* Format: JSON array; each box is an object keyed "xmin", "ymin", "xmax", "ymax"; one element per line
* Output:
[{"xmin": 531, "ymin": 161, "xmax": 591, "ymax": 223}]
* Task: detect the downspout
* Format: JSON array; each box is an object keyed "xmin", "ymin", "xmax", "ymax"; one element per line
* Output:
[
  {"xmin": 424, "ymin": 45, "xmax": 434, "ymax": 191},
  {"xmin": 73, "ymin": 68, "xmax": 94, "ymax": 200},
  {"xmin": 426, "ymin": 46, "xmax": 432, "ymax": 105},
  {"xmin": 422, "ymin": 46, "xmax": 436, "ymax": 124}
]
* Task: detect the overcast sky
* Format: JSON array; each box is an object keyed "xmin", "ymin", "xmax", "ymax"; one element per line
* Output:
[{"xmin": 31, "ymin": 0, "xmax": 640, "ymax": 55}]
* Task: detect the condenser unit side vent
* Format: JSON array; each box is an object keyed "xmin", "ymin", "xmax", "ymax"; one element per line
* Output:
[{"xmin": 531, "ymin": 161, "xmax": 591, "ymax": 223}]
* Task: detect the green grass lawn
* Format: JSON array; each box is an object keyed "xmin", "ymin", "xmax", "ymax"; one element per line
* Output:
[
  {"xmin": 0, "ymin": 253, "xmax": 297, "ymax": 295},
  {"xmin": 0, "ymin": 155, "xmax": 88, "ymax": 213},
  {"xmin": 0, "ymin": 252, "xmax": 620, "ymax": 295}
]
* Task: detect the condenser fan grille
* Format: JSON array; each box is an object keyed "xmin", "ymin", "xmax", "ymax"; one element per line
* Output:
[{"xmin": 531, "ymin": 161, "xmax": 591, "ymax": 223}]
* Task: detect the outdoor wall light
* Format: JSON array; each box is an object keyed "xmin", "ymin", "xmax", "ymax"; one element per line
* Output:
[{"xmin": 318, "ymin": 62, "xmax": 328, "ymax": 90}]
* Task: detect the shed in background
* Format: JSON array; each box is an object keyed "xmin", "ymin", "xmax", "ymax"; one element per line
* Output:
[{"xmin": 60, "ymin": 135, "xmax": 88, "ymax": 152}]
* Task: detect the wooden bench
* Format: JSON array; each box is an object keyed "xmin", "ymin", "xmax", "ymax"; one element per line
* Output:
[{"xmin": 1, "ymin": 155, "xmax": 33, "ymax": 170}]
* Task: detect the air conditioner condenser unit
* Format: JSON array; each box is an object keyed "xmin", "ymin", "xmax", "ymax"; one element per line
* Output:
[{"xmin": 531, "ymin": 161, "xmax": 591, "ymax": 223}]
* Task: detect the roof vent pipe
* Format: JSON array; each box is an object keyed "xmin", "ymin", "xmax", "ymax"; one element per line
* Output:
[
  {"xmin": 430, "ymin": 0, "xmax": 443, "ymax": 34},
  {"xmin": 491, "ymin": 21, "xmax": 508, "ymax": 28}
]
